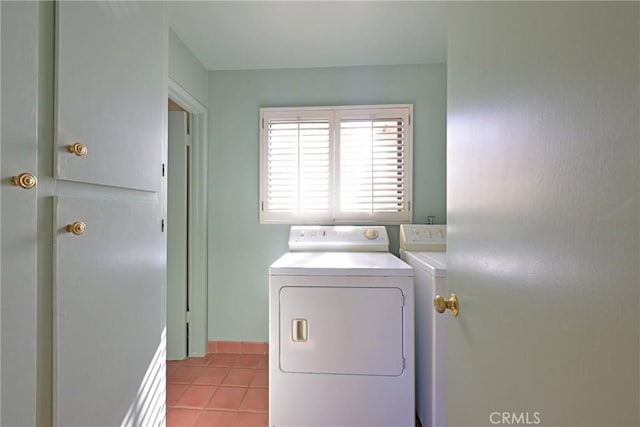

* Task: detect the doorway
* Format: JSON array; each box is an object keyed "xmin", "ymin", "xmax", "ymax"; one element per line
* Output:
[
  {"xmin": 166, "ymin": 80, "xmax": 208, "ymax": 359},
  {"xmin": 167, "ymin": 102, "xmax": 189, "ymax": 359}
]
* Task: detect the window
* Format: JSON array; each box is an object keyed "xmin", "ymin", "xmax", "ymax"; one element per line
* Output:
[{"xmin": 260, "ymin": 105, "xmax": 412, "ymax": 224}]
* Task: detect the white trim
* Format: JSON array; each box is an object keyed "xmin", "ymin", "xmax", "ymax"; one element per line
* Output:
[
  {"xmin": 260, "ymin": 104, "xmax": 411, "ymax": 113},
  {"xmin": 168, "ymin": 78, "xmax": 208, "ymax": 357}
]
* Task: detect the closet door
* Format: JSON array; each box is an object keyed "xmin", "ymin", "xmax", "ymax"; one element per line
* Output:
[
  {"xmin": 55, "ymin": 1, "xmax": 166, "ymax": 191},
  {"xmin": 1, "ymin": 3, "xmax": 39, "ymax": 425},
  {"xmin": 52, "ymin": 2, "xmax": 168, "ymax": 425},
  {"xmin": 54, "ymin": 197, "xmax": 165, "ymax": 426}
]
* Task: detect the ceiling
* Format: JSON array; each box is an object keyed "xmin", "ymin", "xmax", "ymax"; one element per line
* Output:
[{"xmin": 168, "ymin": 1, "xmax": 447, "ymax": 71}]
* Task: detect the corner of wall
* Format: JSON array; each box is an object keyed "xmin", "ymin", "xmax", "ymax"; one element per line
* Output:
[{"xmin": 168, "ymin": 29, "xmax": 208, "ymax": 108}]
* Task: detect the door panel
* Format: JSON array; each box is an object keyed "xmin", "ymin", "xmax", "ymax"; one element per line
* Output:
[
  {"xmin": 0, "ymin": 2, "xmax": 39, "ymax": 425},
  {"xmin": 279, "ymin": 286, "xmax": 404, "ymax": 375},
  {"xmin": 2, "ymin": 2, "xmax": 167, "ymax": 425},
  {"xmin": 54, "ymin": 196, "xmax": 165, "ymax": 426},
  {"xmin": 447, "ymin": 3, "xmax": 639, "ymax": 426},
  {"xmin": 167, "ymin": 111, "xmax": 188, "ymax": 360},
  {"xmin": 55, "ymin": 1, "xmax": 166, "ymax": 191}
]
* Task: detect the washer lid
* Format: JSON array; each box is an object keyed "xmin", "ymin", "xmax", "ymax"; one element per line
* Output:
[
  {"xmin": 400, "ymin": 250, "xmax": 447, "ymax": 277},
  {"xmin": 270, "ymin": 252, "xmax": 413, "ymax": 277}
]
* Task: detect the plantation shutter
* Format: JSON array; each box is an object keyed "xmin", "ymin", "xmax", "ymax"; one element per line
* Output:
[
  {"xmin": 260, "ymin": 105, "xmax": 412, "ymax": 224},
  {"xmin": 336, "ymin": 108, "xmax": 411, "ymax": 222},
  {"xmin": 260, "ymin": 111, "xmax": 333, "ymax": 223}
]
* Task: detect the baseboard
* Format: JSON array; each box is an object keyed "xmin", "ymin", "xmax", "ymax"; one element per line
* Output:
[{"xmin": 207, "ymin": 340, "xmax": 268, "ymax": 355}]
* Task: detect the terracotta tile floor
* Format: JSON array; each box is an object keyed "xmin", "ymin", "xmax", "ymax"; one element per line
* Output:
[
  {"xmin": 167, "ymin": 352, "xmax": 269, "ymax": 427},
  {"xmin": 167, "ymin": 350, "xmax": 421, "ymax": 427}
]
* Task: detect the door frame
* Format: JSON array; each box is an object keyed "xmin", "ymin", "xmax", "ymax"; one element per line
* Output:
[{"xmin": 168, "ymin": 79, "xmax": 208, "ymax": 357}]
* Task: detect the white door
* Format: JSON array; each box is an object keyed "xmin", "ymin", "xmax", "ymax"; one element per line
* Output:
[
  {"xmin": 279, "ymin": 286, "xmax": 404, "ymax": 375},
  {"xmin": 447, "ymin": 3, "xmax": 639, "ymax": 426},
  {"xmin": 167, "ymin": 111, "xmax": 188, "ymax": 360},
  {"xmin": 2, "ymin": 2, "xmax": 168, "ymax": 425}
]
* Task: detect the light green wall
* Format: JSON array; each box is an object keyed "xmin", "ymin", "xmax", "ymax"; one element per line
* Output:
[
  {"xmin": 208, "ymin": 63, "xmax": 446, "ymax": 341},
  {"xmin": 169, "ymin": 29, "xmax": 208, "ymax": 108}
]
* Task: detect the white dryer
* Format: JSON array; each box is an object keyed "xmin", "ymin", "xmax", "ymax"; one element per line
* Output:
[
  {"xmin": 399, "ymin": 224, "xmax": 447, "ymax": 427},
  {"xmin": 269, "ymin": 226, "xmax": 415, "ymax": 427}
]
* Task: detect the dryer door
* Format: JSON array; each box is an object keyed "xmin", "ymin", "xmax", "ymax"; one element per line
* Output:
[{"xmin": 279, "ymin": 286, "xmax": 405, "ymax": 376}]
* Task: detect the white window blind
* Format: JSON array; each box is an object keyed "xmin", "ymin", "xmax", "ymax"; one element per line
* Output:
[
  {"xmin": 264, "ymin": 113, "xmax": 332, "ymax": 218},
  {"xmin": 260, "ymin": 105, "xmax": 412, "ymax": 224},
  {"xmin": 337, "ymin": 108, "xmax": 410, "ymax": 222}
]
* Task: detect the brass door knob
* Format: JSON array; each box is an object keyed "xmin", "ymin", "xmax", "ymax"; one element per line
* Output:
[
  {"xmin": 434, "ymin": 293, "xmax": 459, "ymax": 316},
  {"xmin": 11, "ymin": 172, "xmax": 38, "ymax": 189},
  {"xmin": 66, "ymin": 221, "xmax": 86, "ymax": 236},
  {"xmin": 67, "ymin": 142, "xmax": 87, "ymax": 157}
]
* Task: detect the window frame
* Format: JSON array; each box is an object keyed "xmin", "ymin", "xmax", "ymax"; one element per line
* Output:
[{"xmin": 259, "ymin": 104, "xmax": 413, "ymax": 225}]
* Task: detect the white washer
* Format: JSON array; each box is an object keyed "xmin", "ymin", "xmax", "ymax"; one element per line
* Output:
[
  {"xmin": 269, "ymin": 226, "xmax": 415, "ymax": 427},
  {"xmin": 399, "ymin": 224, "xmax": 447, "ymax": 427}
]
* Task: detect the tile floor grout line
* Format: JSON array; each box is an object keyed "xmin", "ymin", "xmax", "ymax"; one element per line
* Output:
[{"xmin": 167, "ymin": 352, "xmax": 269, "ymax": 426}]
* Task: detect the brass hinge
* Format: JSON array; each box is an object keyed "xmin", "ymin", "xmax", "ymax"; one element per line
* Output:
[
  {"xmin": 161, "ymin": 219, "xmax": 165, "ymax": 232},
  {"xmin": 262, "ymin": 118, "xmax": 264, "ymax": 129},
  {"xmin": 162, "ymin": 163, "xmax": 165, "ymax": 177},
  {"xmin": 409, "ymin": 114, "xmax": 411, "ymax": 126},
  {"xmin": 261, "ymin": 201, "xmax": 264, "ymax": 211},
  {"xmin": 186, "ymin": 310, "xmax": 192, "ymax": 324}
]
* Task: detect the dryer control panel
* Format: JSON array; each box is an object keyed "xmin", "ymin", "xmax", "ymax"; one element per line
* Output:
[
  {"xmin": 399, "ymin": 224, "xmax": 446, "ymax": 252},
  {"xmin": 288, "ymin": 225, "xmax": 389, "ymax": 252}
]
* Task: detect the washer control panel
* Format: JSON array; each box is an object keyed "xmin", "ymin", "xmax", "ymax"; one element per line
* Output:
[
  {"xmin": 288, "ymin": 226, "xmax": 388, "ymax": 252},
  {"xmin": 399, "ymin": 224, "xmax": 446, "ymax": 252}
]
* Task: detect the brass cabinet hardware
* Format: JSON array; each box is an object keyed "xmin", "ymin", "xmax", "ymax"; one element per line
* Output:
[
  {"xmin": 434, "ymin": 293, "xmax": 459, "ymax": 317},
  {"xmin": 67, "ymin": 142, "xmax": 87, "ymax": 157},
  {"xmin": 66, "ymin": 221, "xmax": 86, "ymax": 236},
  {"xmin": 11, "ymin": 172, "xmax": 38, "ymax": 189}
]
